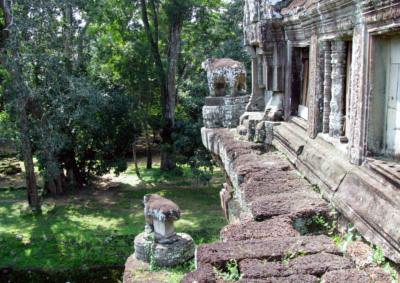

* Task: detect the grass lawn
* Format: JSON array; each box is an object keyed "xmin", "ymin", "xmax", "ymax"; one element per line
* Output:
[{"xmin": 0, "ymin": 162, "xmax": 226, "ymax": 282}]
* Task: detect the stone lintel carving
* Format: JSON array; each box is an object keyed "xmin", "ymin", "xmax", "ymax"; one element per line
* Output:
[{"xmin": 329, "ymin": 40, "xmax": 347, "ymax": 137}]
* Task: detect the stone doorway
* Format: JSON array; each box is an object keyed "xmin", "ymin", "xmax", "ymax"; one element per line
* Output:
[
  {"xmin": 369, "ymin": 35, "xmax": 400, "ymax": 161},
  {"xmin": 385, "ymin": 37, "xmax": 400, "ymax": 159},
  {"xmin": 291, "ymin": 47, "xmax": 310, "ymax": 120}
]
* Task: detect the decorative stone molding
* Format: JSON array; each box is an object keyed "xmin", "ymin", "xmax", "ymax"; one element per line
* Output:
[
  {"xmin": 203, "ymin": 96, "xmax": 250, "ymax": 128},
  {"xmin": 329, "ymin": 40, "xmax": 347, "ymax": 137},
  {"xmin": 323, "ymin": 41, "xmax": 332, "ymax": 134},
  {"xmin": 349, "ymin": 24, "xmax": 368, "ymax": 165},
  {"xmin": 307, "ymin": 33, "xmax": 319, "ymax": 138}
]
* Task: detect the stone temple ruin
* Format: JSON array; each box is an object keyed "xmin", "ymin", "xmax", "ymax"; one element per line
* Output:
[
  {"xmin": 202, "ymin": 58, "xmax": 250, "ymax": 128},
  {"xmin": 183, "ymin": 0, "xmax": 400, "ymax": 282}
]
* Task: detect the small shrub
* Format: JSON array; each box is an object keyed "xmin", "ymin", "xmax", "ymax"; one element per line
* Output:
[
  {"xmin": 372, "ymin": 246, "xmax": 385, "ymax": 265},
  {"xmin": 213, "ymin": 260, "xmax": 242, "ymax": 281}
]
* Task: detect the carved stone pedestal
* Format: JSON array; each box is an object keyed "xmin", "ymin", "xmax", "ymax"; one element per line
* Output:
[
  {"xmin": 203, "ymin": 95, "xmax": 249, "ymax": 128},
  {"xmin": 134, "ymin": 232, "xmax": 195, "ymax": 267}
]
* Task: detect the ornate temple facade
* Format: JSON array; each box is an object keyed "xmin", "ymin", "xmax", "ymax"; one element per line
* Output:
[
  {"xmin": 241, "ymin": 0, "xmax": 400, "ymax": 264},
  {"xmin": 183, "ymin": 1, "xmax": 400, "ymax": 281}
]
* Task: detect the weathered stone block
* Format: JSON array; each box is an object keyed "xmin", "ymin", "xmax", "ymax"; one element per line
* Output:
[
  {"xmin": 134, "ymin": 232, "xmax": 195, "ymax": 267},
  {"xmin": 203, "ymin": 95, "xmax": 249, "ymax": 128}
]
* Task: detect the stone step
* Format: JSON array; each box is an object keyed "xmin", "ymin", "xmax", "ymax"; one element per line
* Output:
[
  {"xmin": 237, "ymin": 274, "xmax": 320, "ymax": 283},
  {"xmin": 195, "ymin": 235, "xmax": 341, "ymax": 268},
  {"xmin": 180, "ymin": 263, "xmax": 217, "ymax": 283},
  {"xmin": 250, "ymin": 191, "xmax": 330, "ymax": 221},
  {"xmin": 220, "ymin": 217, "xmax": 300, "ymax": 242},
  {"xmin": 321, "ymin": 268, "xmax": 392, "ymax": 283},
  {"xmin": 239, "ymin": 252, "xmax": 354, "ymax": 279}
]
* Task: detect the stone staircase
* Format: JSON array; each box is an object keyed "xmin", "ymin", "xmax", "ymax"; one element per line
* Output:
[{"xmin": 181, "ymin": 129, "xmax": 393, "ymax": 283}]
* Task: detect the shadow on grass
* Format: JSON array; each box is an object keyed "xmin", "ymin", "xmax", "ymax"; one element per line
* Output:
[
  {"xmin": 125, "ymin": 164, "xmax": 220, "ymax": 187},
  {"xmin": 0, "ymin": 168, "xmax": 226, "ymax": 282}
]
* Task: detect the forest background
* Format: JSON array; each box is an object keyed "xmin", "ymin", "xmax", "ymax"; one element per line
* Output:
[{"xmin": 0, "ymin": 0, "xmax": 250, "ymax": 213}]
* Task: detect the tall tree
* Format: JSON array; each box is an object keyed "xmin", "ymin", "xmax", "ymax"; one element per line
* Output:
[
  {"xmin": 139, "ymin": 0, "xmax": 192, "ymax": 170},
  {"xmin": 1, "ymin": 0, "xmax": 42, "ymax": 213},
  {"xmin": 2, "ymin": 0, "xmax": 140, "ymax": 209}
]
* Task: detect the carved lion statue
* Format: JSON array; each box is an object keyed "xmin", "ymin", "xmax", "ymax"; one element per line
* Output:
[{"xmin": 202, "ymin": 58, "xmax": 247, "ymax": 97}]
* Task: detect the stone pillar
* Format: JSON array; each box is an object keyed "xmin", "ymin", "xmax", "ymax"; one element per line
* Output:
[
  {"xmin": 273, "ymin": 41, "xmax": 286, "ymax": 92},
  {"xmin": 265, "ymin": 49, "xmax": 274, "ymax": 91},
  {"xmin": 329, "ymin": 40, "xmax": 347, "ymax": 137},
  {"xmin": 316, "ymin": 40, "xmax": 326, "ymax": 134},
  {"xmin": 308, "ymin": 33, "xmax": 320, "ymax": 138},
  {"xmin": 246, "ymin": 46, "xmax": 264, "ymax": 111},
  {"xmin": 349, "ymin": 24, "xmax": 368, "ymax": 165},
  {"xmin": 323, "ymin": 41, "xmax": 332, "ymax": 134},
  {"xmin": 257, "ymin": 48, "xmax": 266, "ymax": 89},
  {"xmin": 284, "ymin": 41, "xmax": 293, "ymax": 120}
]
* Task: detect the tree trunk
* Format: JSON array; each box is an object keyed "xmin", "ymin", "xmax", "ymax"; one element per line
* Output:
[
  {"xmin": 65, "ymin": 150, "xmax": 83, "ymax": 189},
  {"xmin": 132, "ymin": 142, "xmax": 141, "ymax": 178},
  {"xmin": 140, "ymin": 0, "xmax": 183, "ymax": 171},
  {"xmin": 20, "ymin": 108, "xmax": 41, "ymax": 214},
  {"xmin": 44, "ymin": 163, "xmax": 64, "ymax": 195},
  {"xmin": 160, "ymin": 21, "xmax": 183, "ymax": 170},
  {"xmin": 144, "ymin": 125, "xmax": 152, "ymax": 169},
  {"xmin": 0, "ymin": 0, "xmax": 13, "ymax": 51}
]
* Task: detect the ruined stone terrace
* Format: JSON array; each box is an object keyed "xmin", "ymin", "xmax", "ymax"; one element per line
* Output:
[{"xmin": 181, "ymin": 128, "xmax": 393, "ymax": 283}]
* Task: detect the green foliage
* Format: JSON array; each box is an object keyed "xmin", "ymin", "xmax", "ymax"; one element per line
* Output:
[
  {"xmin": 0, "ymin": 167, "xmax": 225, "ymax": 274},
  {"xmin": 0, "ymin": 111, "xmax": 17, "ymax": 147},
  {"xmin": 383, "ymin": 261, "xmax": 399, "ymax": 282},
  {"xmin": 371, "ymin": 245, "xmax": 399, "ymax": 282},
  {"xmin": 213, "ymin": 259, "xmax": 242, "ymax": 282},
  {"xmin": 1, "ymin": 0, "xmax": 142, "ymax": 190},
  {"xmin": 172, "ymin": 0, "xmax": 250, "ymax": 173},
  {"xmin": 282, "ymin": 250, "xmax": 306, "ymax": 265},
  {"xmin": 372, "ymin": 246, "xmax": 385, "ymax": 265},
  {"xmin": 293, "ymin": 213, "xmax": 336, "ymax": 236}
]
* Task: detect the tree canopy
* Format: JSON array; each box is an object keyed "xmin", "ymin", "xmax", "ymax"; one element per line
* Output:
[{"xmin": 0, "ymin": 0, "xmax": 249, "ymax": 213}]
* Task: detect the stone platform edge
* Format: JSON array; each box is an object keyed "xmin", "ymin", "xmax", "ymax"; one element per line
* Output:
[{"xmin": 201, "ymin": 125, "xmax": 400, "ymax": 265}]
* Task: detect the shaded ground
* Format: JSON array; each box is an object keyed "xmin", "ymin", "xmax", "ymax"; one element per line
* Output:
[{"xmin": 0, "ymin": 158, "xmax": 226, "ymax": 282}]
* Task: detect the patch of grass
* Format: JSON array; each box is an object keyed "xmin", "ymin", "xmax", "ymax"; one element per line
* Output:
[
  {"xmin": 125, "ymin": 163, "xmax": 218, "ymax": 186},
  {"xmin": 0, "ymin": 168, "xmax": 226, "ymax": 276},
  {"xmin": 150, "ymin": 258, "xmax": 195, "ymax": 283}
]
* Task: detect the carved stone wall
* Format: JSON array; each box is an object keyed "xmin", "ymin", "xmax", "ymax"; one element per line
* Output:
[
  {"xmin": 239, "ymin": 0, "xmax": 400, "ymax": 265},
  {"xmin": 203, "ymin": 96, "xmax": 250, "ymax": 128}
]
